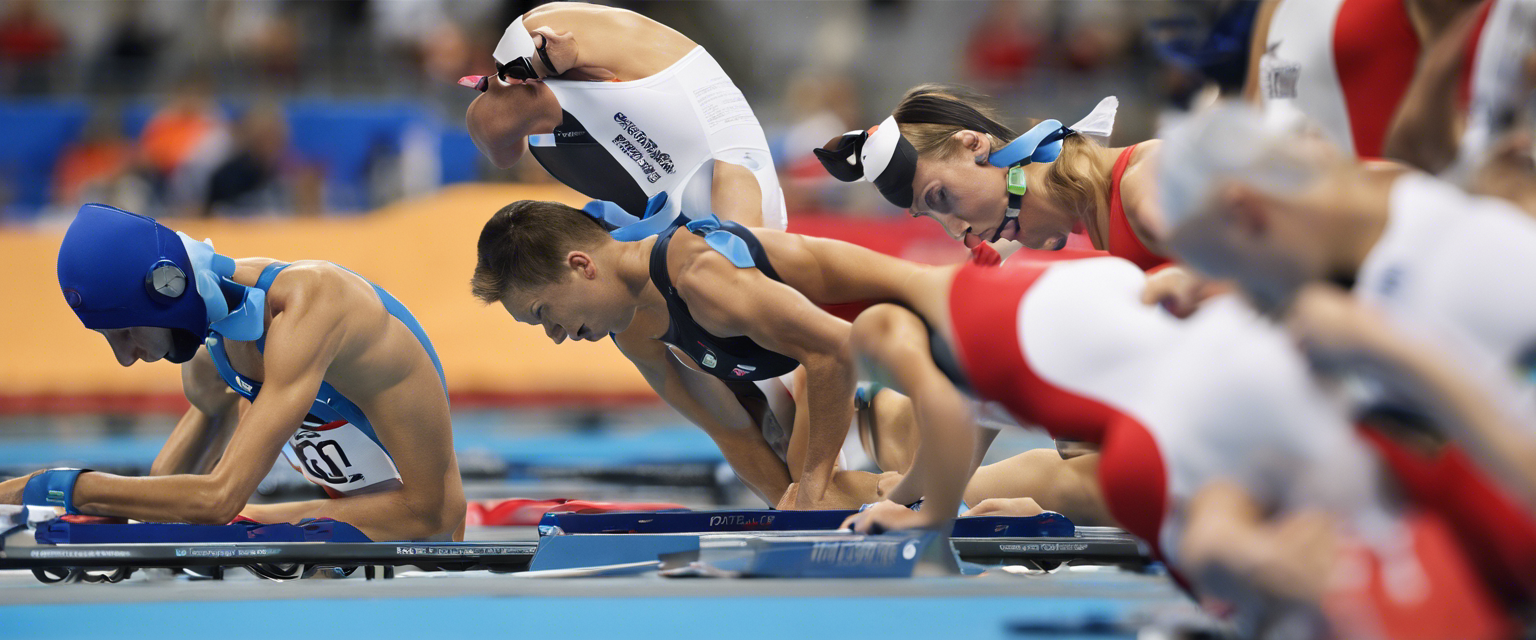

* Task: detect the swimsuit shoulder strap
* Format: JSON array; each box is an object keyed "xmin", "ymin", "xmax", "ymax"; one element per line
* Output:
[
  {"xmin": 255, "ymin": 262, "xmax": 290, "ymax": 292},
  {"xmin": 1107, "ymin": 145, "xmax": 1169, "ymax": 271},
  {"xmin": 251, "ymin": 262, "xmax": 290, "ymax": 352},
  {"xmin": 648, "ymin": 218, "xmax": 689, "ymax": 295}
]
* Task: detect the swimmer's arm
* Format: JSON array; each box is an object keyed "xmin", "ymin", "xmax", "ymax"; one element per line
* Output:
[
  {"xmin": 680, "ymin": 256, "xmax": 856, "ymax": 508},
  {"xmin": 849, "ymin": 305, "xmax": 976, "ymax": 527},
  {"xmin": 1241, "ymin": 0, "xmax": 1281, "ymax": 103},
  {"xmin": 1289, "ymin": 284, "xmax": 1536, "ymax": 513},
  {"xmin": 1385, "ymin": 347, "xmax": 1536, "ymax": 512},
  {"xmin": 522, "ymin": 3, "xmax": 680, "ymax": 80},
  {"xmin": 70, "ymin": 282, "xmax": 346, "ymax": 524},
  {"xmin": 710, "ymin": 160, "xmax": 765, "ymax": 228},
  {"xmin": 1181, "ymin": 482, "xmax": 1340, "ymax": 603},
  {"xmin": 753, "ymin": 231, "xmax": 932, "ymax": 305},
  {"xmin": 1382, "ymin": 4, "xmax": 1482, "ymax": 173},
  {"xmin": 238, "ymin": 358, "xmax": 461, "ymax": 541},
  {"xmin": 614, "ymin": 329, "xmax": 791, "ymax": 505},
  {"xmin": 152, "ymin": 351, "xmax": 244, "ymax": 476},
  {"xmin": 1179, "ymin": 481, "xmax": 1271, "ymax": 581}
]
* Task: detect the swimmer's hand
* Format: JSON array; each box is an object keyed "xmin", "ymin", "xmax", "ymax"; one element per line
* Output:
[
  {"xmin": 1285, "ymin": 283, "xmax": 1400, "ymax": 369},
  {"xmin": 528, "ymin": 27, "xmax": 615, "ymax": 82},
  {"xmin": 1234, "ymin": 511, "xmax": 1341, "ymax": 604},
  {"xmin": 961, "ymin": 497, "xmax": 1044, "ymax": 518},
  {"xmin": 0, "ymin": 470, "xmax": 42, "ymax": 505},
  {"xmin": 1140, "ymin": 265, "xmax": 1206, "ymax": 318},
  {"xmin": 778, "ymin": 475, "xmax": 874, "ymax": 510},
  {"xmin": 839, "ymin": 500, "xmax": 945, "ymax": 533}
]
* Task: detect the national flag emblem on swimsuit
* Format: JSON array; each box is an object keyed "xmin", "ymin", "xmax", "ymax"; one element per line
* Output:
[{"xmin": 701, "ymin": 353, "xmax": 717, "ymax": 368}]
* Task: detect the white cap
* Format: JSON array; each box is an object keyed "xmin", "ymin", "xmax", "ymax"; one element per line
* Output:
[{"xmin": 492, "ymin": 16, "xmax": 537, "ymax": 66}]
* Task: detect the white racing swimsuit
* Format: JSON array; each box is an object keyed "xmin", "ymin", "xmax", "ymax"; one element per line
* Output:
[
  {"xmin": 1358, "ymin": 173, "xmax": 1536, "ymax": 400},
  {"xmin": 529, "ymin": 47, "xmax": 786, "ymax": 230}
]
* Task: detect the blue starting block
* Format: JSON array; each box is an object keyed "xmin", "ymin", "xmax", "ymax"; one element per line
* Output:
[
  {"xmin": 529, "ymin": 529, "xmax": 956, "ymax": 578},
  {"xmin": 537, "ymin": 509, "xmax": 1075, "ymax": 539},
  {"xmin": 528, "ymin": 533, "xmax": 701, "ymax": 572},
  {"xmin": 34, "ymin": 518, "xmax": 372, "ymax": 545},
  {"xmin": 741, "ymin": 531, "xmax": 950, "ymax": 578}
]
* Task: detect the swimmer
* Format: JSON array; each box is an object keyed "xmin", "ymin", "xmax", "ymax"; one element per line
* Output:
[
  {"xmin": 1158, "ymin": 101, "xmax": 1536, "ymax": 466},
  {"xmin": 463, "ymin": 2, "xmax": 784, "ymax": 229},
  {"xmin": 838, "ymin": 252, "xmax": 1510, "ymax": 637},
  {"xmin": 0, "ymin": 204, "xmax": 464, "ymax": 542},
  {"xmin": 471, "ymin": 200, "xmax": 1112, "ymax": 513},
  {"xmin": 1245, "ymin": 0, "xmax": 1484, "ymax": 159},
  {"xmin": 816, "ymin": 84, "xmax": 1171, "ymax": 271}
]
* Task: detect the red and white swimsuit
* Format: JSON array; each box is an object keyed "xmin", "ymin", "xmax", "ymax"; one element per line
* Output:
[
  {"xmin": 1105, "ymin": 145, "xmax": 1171, "ymax": 272},
  {"xmin": 946, "ymin": 257, "xmax": 1376, "ymax": 554},
  {"xmin": 1256, "ymin": 0, "xmax": 1421, "ymax": 158},
  {"xmin": 945, "ymin": 256, "xmax": 1512, "ymax": 636}
]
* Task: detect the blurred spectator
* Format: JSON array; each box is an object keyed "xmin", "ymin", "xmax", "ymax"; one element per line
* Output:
[
  {"xmin": 1060, "ymin": 4, "xmax": 1137, "ymax": 73},
  {"xmin": 963, "ymin": 1, "xmax": 1042, "ymax": 85},
  {"xmin": 203, "ymin": 101, "xmax": 321, "ymax": 218},
  {"xmin": 90, "ymin": 0, "xmax": 164, "ymax": 96},
  {"xmin": 0, "ymin": 0, "xmax": 63, "ymax": 95},
  {"xmin": 52, "ymin": 108, "xmax": 150, "ymax": 214},
  {"xmin": 138, "ymin": 74, "xmax": 231, "ymax": 215},
  {"xmin": 772, "ymin": 72, "xmax": 885, "ymax": 216}
]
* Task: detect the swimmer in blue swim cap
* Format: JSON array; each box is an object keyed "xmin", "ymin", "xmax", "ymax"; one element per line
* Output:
[{"xmin": 2, "ymin": 204, "xmax": 465, "ymax": 542}]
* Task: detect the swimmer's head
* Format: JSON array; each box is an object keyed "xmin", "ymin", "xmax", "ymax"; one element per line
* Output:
[
  {"xmin": 472, "ymin": 200, "xmax": 635, "ymax": 343},
  {"xmin": 465, "ymin": 81, "xmax": 561, "ymax": 169},
  {"xmin": 57, "ymin": 204, "xmax": 230, "ymax": 365},
  {"xmin": 1158, "ymin": 102, "xmax": 1341, "ymax": 312},
  {"xmin": 817, "ymin": 84, "xmax": 1106, "ymax": 252},
  {"xmin": 463, "ymin": 16, "xmax": 563, "ymax": 169},
  {"xmin": 95, "ymin": 327, "xmax": 177, "ymax": 367}
]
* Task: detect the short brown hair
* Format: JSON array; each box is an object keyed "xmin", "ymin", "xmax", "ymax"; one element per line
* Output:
[{"xmin": 471, "ymin": 200, "xmax": 611, "ymax": 303}]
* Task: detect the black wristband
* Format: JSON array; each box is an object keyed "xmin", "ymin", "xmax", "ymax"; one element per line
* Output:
[{"xmin": 535, "ymin": 38, "xmax": 558, "ymax": 77}]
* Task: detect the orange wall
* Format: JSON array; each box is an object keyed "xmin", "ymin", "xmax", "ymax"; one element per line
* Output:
[{"xmin": 0, "ymin": 184, "xmax": 651, "ymax": 402}]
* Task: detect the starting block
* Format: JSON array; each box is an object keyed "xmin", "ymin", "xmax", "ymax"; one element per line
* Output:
[
  {"xmin": 34, "ymin": 518, "xmax": 372, "ymax": 544},
  {"xmin": 529, "ymin": 529, "xmax": 958, "ymax": 578},
  {"xmin": 0, "ymin": 509, "xmax": 536, "ymax": 584},
  {"xmin": 536, "ymin": 509, "xmax": 1075, "ymax": 538},
  {"xmin": 529, "ymin": 509, "xmax": 1144, "ymax": 576}
]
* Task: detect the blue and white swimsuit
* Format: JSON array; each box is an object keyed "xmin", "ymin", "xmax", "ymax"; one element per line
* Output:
[{"xmin": 204, "ymin": 263, "xmax": 446, "ymax": 497}]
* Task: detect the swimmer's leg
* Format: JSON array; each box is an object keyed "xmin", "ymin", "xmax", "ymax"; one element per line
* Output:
[{"xmin": 962, "ymin": 449, "xmax": 1115, "ymax": 526}]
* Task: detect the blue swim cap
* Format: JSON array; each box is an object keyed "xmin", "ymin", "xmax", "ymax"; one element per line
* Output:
[
  {"xmin": 58, "ymin": 204, "xmax": 206, "ymax": 334},
  {"xmin": 57, "ymin": 204, "xmax": 266, "ymax": 364}
]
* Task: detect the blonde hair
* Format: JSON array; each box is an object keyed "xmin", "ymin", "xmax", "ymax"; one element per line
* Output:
[{"xmin": 893, "ymin": 84, "xmax": 1108, "ymax": 221}]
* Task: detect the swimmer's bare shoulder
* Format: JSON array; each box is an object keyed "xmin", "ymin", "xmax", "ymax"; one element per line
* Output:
[{"xmin": 248, "ymin": 261, "xmax": 418, "ymax": 388}]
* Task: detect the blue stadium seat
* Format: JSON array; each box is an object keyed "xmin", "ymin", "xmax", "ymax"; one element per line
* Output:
[
  {"xmin": 0, "ymin": 101, "xmax": 89, "ymax": 219},
  {"xmin": 284, "ymin": 101, "xmax": 425, "ymax": 211},
  {"xmin": 439, "ymin": 127, "xmax": 481, "ymax": 185}
]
